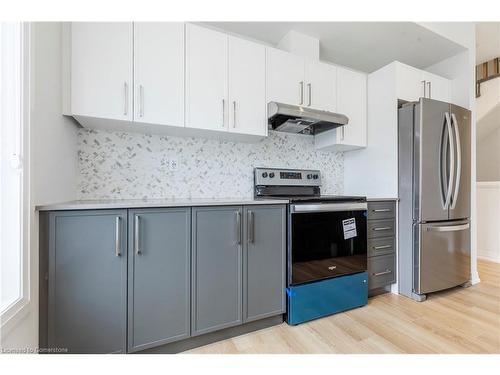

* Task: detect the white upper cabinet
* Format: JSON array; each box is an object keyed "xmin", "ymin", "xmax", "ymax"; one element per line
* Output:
[
  {"xmin": 396, "ymin": 62, "xmax": 425, "ymax": 102},
  {"xmin": 133, "ymin": 23, "xmax": 184, "ymax": 127},
  {"xmin": 304, "ymin": 61, "xmax": 337, "ymax": 111},
  {"xmin": 71, "ymin": 22, "xmax": 133, "ymax": 121},
  {"xmin": 315, "ymin": 67, "xmax": 367, "ymax": 151},
  {"xmin": 228, "ymin": 37, "xmax": 266, "ymax": 136},
  {"xmin": 422, "ymin": 71, "xmax": 451, "ymax": 102},
  {"xmin": 266, "ymin": 48, "xmax": 305, "ymax": 106},
  {"xmin": 185, "ymin": 24, "xmax": 228, "ymax": 131},
  {"xmin": 396, "ymin": 62, "xmax": 451, "ymax": 102},
  {"xmin": 336, "ymin": 67, "xmax": 367, "ymax": 148}
]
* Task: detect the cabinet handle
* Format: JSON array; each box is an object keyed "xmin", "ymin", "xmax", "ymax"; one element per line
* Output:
[
  {"xmin": 222, "ymin": 99, "xmax": 225, "ymax": 128},
  {"xmin": 236, "ymin": 211, "xmax": 241, "ymax": 245},
  {"xmin": 373, "ymin": 244, "xmax": 391, "ymax": 250},
  {"xmin": 372, "ymin": 226, "xmax": 391, "ymax": 231},
  {"xmin": 233, "ymin": 101, "xmax": 236, "ymax": 128},
  {"xmin": 299, "ymin": 81, "xmax": 304, "ymax": 105},
  {"xmin": 341, "ymin": 126, "xmax": 345, "ymax": 141},
  {"xmin": 373, "ymin": 208, "xmax": 391, "ymax": 212},
  {"xmin": 373, "ymin": 269, "xmax": 392, "ymax": 277},
  {"xmin": 427, "ymin": 81, "xmax": 431, "ymax": 99},
  {"xmin": 135, "ymin": 215, "xmax": 141, "ymax": 255},
  {"xmin": 421, "ymin": 80, "xmax": 426, "ymax": 98},
  {"xmin": 248, "ymin": 210, "xmax": 254, "ymax": 244},
  {"xmin": 307, "ymin": 83, "xmax": 312, "ymax": 106},
  {"xmin": 139, "ymin": 85, "xmax": 144, "ymax": 117},
  {"xmin": 123, "ymin": 82, "xmax": 129, "ymax": 116},
  {"xmin": 115, "ymin": 216, "xmax": 121, "ymax": 257}
]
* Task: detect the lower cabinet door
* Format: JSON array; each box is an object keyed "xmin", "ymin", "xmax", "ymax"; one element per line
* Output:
[
  {"xmin": 191, "ymin": 206, "xmax": 243, "ymax": 336},
  {"xmin": 243, "ymin": 205, "xmax": 286, "ymax": 322},
  {"xmin": 48, "ymin": 210, "xmax": 128, "ymax": 354},
  {"xmin": 128, "ymin": 208, "xmax": 191, "ymax": 352}
]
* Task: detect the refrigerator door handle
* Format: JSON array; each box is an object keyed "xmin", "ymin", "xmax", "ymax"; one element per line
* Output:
[
  {"xmin": 450, "ymin": 113, "xmax": 461, "ymax": 210},
  {"xmin": 426, "ymin": 223, "xmax": 469, "ymax": 232},
  {"xmin": 444, "ymin": 112, "xmax": 455, "ymax": 210}
]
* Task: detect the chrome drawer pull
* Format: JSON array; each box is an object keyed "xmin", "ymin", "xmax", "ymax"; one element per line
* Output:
[
  {"xmin": 373, "ymin": 269, "xmax": 392, "ymax": 277},
  {"xmin": 373, "ymin": 244, "xmax": 391, "ymax": 250},
  {"xmin": 372, "ymin": 227, "xmax": 391, "ymax": 231},
  {"xmin": 373, "ymin": 208, "xmax": 391, "ymax": 212}
]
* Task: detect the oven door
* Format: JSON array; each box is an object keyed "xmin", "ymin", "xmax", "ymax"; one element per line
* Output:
[{"xmin": 289, "ymin": 202, "xmax": 368, "ymax": 285}]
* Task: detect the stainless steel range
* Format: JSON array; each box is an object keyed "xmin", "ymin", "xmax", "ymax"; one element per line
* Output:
[{"xmin": 254, "ymin": 167, "xmax": 369, "ymax": 325}]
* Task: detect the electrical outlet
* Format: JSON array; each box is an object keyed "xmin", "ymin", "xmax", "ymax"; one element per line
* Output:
[{"xmin": 169, "ymin": 159, "xmax": 178, "ymax": 171}]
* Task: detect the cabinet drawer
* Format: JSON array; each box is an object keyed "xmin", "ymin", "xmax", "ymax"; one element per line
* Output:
[
  {"xmin": 367, "ymin": 237, "xmax": 395, "ymax": 257},
  {"xmin": 367, "ymin": 201, "xmax": 396, "ymax": 220},
  {"xmin": 367, "ymin": 219, "xmax": 395, "ymax": 238},
  {"xmin": 368, "ymin": 254, "xmax": 396, "ymax": 290}
]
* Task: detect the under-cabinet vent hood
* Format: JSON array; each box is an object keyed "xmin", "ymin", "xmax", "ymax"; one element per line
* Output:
[{"xmin": 267, "ymin": 102, "xmax": 349, "ymax": 135}]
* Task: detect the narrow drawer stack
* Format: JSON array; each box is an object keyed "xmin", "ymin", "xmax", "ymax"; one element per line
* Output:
[{"xmin": 367, "ymin": 200, "xmax": 397, "ymax": 291}]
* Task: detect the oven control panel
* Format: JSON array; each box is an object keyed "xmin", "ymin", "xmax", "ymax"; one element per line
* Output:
[{"xmin": 254, "ymin": 168, "xmax": 321, "ymax": 187}]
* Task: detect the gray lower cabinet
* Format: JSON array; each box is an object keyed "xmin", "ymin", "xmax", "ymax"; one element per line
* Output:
[
  {"xmin": 191, "ymin": 206, "xmax": 243, "ymax": 336},
  {"xmin": 243, "ymin": 205, "xmax": 286, "ymax": 322},
  {"xmin": 367, "ymin": 200, "xmax": 397, "ymax": 292},
  {"xmin": 48, "ymin": 210, "xmax": 128, "ymax": 353},
  {"xmin": 127, "ymin": 208, "xmax": 191, "ymax": 352}
]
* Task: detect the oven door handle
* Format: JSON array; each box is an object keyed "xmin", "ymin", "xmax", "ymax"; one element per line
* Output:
[{"xmin": 290, "ymin": 202, "xmax": 367, "ymax": 213}]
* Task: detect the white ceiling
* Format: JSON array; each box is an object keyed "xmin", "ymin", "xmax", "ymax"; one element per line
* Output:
[
  {"xmin": 203, "ymin": 22, "xmax": 466, "ymax": 73},
  {"xmin": 476, "ymin": 22, "xmax": 500, "ymax": 64}
]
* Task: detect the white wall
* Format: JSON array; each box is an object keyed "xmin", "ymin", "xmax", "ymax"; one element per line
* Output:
[
  {"xmin": 1, "ymin": 22, "xmax": 78, "ymax": 351},
  {"xmin": 343, "ymin": 63, "xmax": 397, "ymax": 198},
  {"xmin": 477, "ymin": 182, "xmax": 500, "ymax": 263},
  {"xmin": 477, "ymin": 126, "xmax": 500, "ymax": 181}
]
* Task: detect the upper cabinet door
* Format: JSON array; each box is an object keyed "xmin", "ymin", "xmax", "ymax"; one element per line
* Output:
[
  {"xmin": 71, "ymin": 22, "xmax": 133, "ymax": 121},
  {"xmin": 228, "ymin": 37, "xmax": 267, "ymax": 136},
  {"xmin": 305, "ymin": 61, "xmax": 337, "ymax": 111},
  {"xmin": 337, "ymin": 67, "xmax": 367, "ymax": 148},
  {"xmin": 266, "ymin": 47, "xmax": 305, "ymax": 106},
  {"xmin": 396, "ymin": 62, "xmax": 426, "ymax": 102},
  {"xmin": 186, "ymin": 24, "xmax": 228, "ymax": 131},
  {"xmin": 423, "ymin": 72, "xmax": 451, "ymax": 103},
  {"xmin": 134, "ymin": 23, "xmax": 184, "ymax": 127}
]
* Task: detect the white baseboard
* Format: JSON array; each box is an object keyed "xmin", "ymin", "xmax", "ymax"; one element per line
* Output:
[{"xmin": 478, "ymin": 252, "xmax": 500, "ymax": 263}]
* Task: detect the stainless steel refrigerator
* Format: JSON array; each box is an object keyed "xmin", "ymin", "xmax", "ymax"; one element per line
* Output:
[{"xmin": 398, "ymin": 98, "xmax": 471, "ymax": 302}]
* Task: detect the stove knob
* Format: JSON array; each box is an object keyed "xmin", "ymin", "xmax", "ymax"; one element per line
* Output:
[
  {"xmin": 269, "ymin": 172, "xmax": 275, "ymax": 178},
  {"xmin": 313, "ymin": 174, "xmax": 319, "ymax": 180},
  {"xmin": 262, "ymin": 172, "xmax": 268, "ymax": 178},
  {"xmin": 307, "ymin": 174, "xmax": 313, "ymax": 179}
]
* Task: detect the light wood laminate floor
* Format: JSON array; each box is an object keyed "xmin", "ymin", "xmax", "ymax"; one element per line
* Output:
[{"xmin": 186, "ymin": 260, "xmax": 500, "ymax": 354}]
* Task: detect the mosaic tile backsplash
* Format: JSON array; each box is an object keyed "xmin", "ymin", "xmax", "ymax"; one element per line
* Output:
[{"xmin": 77, "ymin": 129, "xmax": 344, "ymax": 199}]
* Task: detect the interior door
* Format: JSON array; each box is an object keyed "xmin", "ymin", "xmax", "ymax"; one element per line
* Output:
[
  {"xmin": 416, "ymin": 98, "xmax": 450, "ymax": 222},
  {"xmin": 185, "ymin": 23, "xmax": 228, "ymax": 131},
  {"xmin": 304, "ymin": 60, "xmax": 337, "ymax": 111},
  {"xmin": 416, "ymin": 220, "xmax": 470, "ymax": 294},
  {"xmin": 228, "ymin": 36, "xmax": 266, "ymax": 136},
  {"xmin": 448, "ymin": 105, "xmax": 471, "ymax": 220},
  {"xmin": 134, "ymin": 22, "xmax": 184, "ymax": 127}
]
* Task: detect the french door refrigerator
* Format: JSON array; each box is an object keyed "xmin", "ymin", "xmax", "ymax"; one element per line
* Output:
[{"xmin": 398, "ymin": 98, "xmax": 471, "ymax": 302}]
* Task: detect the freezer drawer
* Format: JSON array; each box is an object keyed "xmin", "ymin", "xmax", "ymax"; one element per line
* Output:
[{"xmin": 415, "ymin": 220, "xmax": 470, "ymax": 294}]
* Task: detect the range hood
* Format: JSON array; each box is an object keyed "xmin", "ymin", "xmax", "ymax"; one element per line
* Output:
[{"xmin": 267, "ymin": 102, "xmax": 349, "ymax": 135}]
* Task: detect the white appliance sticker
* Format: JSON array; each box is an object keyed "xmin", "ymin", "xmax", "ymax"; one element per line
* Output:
[{"xmin": 342, "ymin": 218, "xmax": 357, "ymax": 240}]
